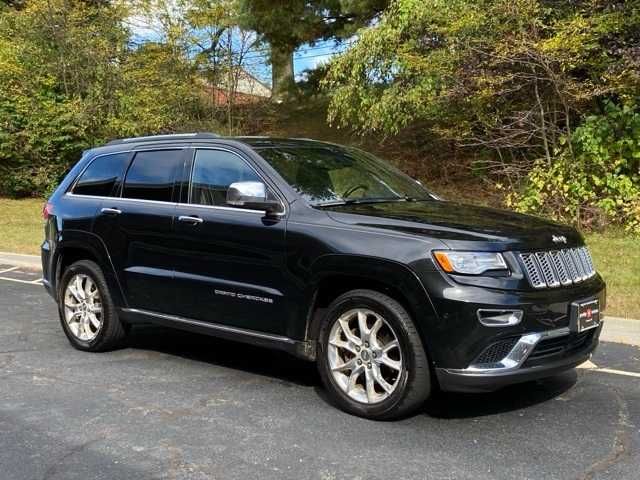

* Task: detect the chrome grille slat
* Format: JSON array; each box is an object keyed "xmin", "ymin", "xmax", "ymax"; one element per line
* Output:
[
  {"xmin": 578, "ymin": 248, "xmax": 593, "ymax": 280},
  {"xmin": 549, "ymin": 250, "xmax": 572, "ymax": 286},
  {"xmin": 535, "ymin": 252, "xmax": 560, "ymax": 287},
  {"xmin": 571, "ymin": 248, "xmax": 587, "ymax": 280},
  {"xmin": 519, "ymin": 246, "xmax": 595, "ymax": 289},
  {"xmin": 582, "ymin": 247, "xmax": 595, "ymax": 273},
  {"xmin": 520, "ymin": 253, "xmax": 546, "ymax": 288},
  {"xmin": 561, "ymin": 249, "xmax": 580, "ymax": 282}
]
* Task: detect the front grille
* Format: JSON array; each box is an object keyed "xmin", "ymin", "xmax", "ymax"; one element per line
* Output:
[
  {"xmin": 519, "ymin": 246, "xmax": 595, "ymax": 289},
  {"xmin": 474, "ymin": 337, "xmax": 519, "ymax": 365}
]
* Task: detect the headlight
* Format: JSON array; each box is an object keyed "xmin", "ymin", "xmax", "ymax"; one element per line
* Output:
[{"xmin": 433, "ymin": 251, "xmax": 508, "ymax": 275}]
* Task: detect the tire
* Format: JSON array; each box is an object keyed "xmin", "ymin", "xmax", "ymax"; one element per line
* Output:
[
  {"xmin": 317, "ymin": 289, "xmax": 431, "ymax": 420},
  {"xmin": 57, "ymin": 259, "xmax": 127, "ymax": 352}
]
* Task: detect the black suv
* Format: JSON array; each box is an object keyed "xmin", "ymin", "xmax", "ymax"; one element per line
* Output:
[{"xmin": 42, "ymin": 133, "xmax": 605, "ymax": 419}]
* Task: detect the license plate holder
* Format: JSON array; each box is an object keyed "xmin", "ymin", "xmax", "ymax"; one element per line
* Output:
[{"xmin": 570, "ymin": 298, "xmax": 600, "ymax": 333}]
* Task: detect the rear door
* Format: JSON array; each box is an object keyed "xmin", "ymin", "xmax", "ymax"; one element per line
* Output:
[
  {"xmin": 94, "ymin": 148, "xmax": 187, "ymax": 314},
  {"xmin": 172, "ymin": 147, "xmax": 289, "ymax": 335}
]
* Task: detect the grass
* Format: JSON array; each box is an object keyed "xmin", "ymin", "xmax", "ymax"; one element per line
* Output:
[
  {"xmin": 0, "ymin": 196, "xmax": 638, "ymax": 318},
  {"xmin": 584, "ymin": 231, "xmax": 640, "ymax": 320},
  {"xmin": 0, "ymin": 197, "xmax": 44, "ymax": 255}
]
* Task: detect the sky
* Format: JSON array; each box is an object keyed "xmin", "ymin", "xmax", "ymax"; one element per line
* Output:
[
  {"xmin": 126, "ymin": 8, "xmax": 350, "ymax": 87},
  {"xmin": 239, "ymin": 40, "xmax": 351, "ymax": 84}
]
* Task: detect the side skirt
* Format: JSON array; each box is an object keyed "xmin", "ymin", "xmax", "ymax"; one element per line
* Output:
[{"xmin": 119, "ymin": 308, "xmax": 316, "ymax": 361}]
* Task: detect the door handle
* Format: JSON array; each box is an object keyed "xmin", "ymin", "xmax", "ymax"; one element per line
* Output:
[
  {"xmin": 100, "ymin": 207, "xmax": 122, "ymax": 215},
  {"xmin": 178, "ymin": 215, "xmax": 204, "ymax": 225}
]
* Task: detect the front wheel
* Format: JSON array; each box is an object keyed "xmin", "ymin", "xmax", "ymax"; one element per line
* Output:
[{"xmin": 317, "ymin": 289, "xmax": 431, "ymax": 420}]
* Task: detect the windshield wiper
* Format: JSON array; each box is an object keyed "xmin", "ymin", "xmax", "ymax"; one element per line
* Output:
[
  {"xmin": 314, "ymin": 197, "xmax": 407, "ymax": 207},
  {"xmin": 402, "ymin": 195, "xmax": 435, "ymax": 202}
]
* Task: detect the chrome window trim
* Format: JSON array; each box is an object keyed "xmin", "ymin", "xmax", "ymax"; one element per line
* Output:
[
  {"xmin": 66, "ymin": 192, "xmax": 268, "ymax": 215},
  {"xmin": 444, "ymin": 327, "xmax": 571, "ymax": 375},
  {"xmin": 176, "ymin": 201, "xmax": 266, "ymax": 215},
  {"xmin": 66, "ymin": 145, "xmax": 287, "ymax": 217},
  {"xmin": 66, "ymin": 192, "xmax": 178, "ymax": 206}
]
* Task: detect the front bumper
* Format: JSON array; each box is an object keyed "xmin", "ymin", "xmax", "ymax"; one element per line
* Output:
[
  {"xmin": 416, "ymin": 269, "xmax": 605, "ymax": 368},
  {"xmin": 436, "ymin": 323, "xmax": 602, "ymax": 392}
]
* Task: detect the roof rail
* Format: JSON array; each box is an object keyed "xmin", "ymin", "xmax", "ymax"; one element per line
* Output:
[{"xmin": 105, "ymin": 132, "xmax": 220, "ymax": 146}]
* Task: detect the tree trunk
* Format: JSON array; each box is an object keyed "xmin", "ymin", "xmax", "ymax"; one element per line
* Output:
[{"xmin": 271, "ymin": 44, "xmax": 295, "ymax": 102}]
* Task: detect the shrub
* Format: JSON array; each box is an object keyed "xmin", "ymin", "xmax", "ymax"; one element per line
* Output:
[{"xmin": 509, "ymin": 101, "xmax": 640, "ymax": 234}]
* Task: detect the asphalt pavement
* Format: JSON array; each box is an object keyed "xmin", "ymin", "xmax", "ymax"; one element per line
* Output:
[{"xmin": 1, "ymin": 268, "xmax": 639, "ymax": 480}]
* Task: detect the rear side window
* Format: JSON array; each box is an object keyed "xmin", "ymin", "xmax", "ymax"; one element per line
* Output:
[
  {"xmin": 123, "ymin": 150, "xmax": 183, "ymax": 202},
  {"xmin": 73, "ymin": 153, "xmax": 130, "ymax": 197},
  {"xmin": 190, "ymin": 149, "xmax": 260, "ymax": 206}
]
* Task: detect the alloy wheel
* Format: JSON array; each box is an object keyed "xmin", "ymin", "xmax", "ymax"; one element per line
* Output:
[
  {"xmin": 63, "ymin": 274, "xmax": 103, "ymax": 341},
  {"xmin": 327, "ymin": 308, "xmax": 403, "ymax": 404}
]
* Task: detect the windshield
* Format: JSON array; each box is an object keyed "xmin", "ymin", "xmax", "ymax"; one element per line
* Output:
[{"xmin": 256, "ymin": 144, "xmax": 433, "ymax": 206}]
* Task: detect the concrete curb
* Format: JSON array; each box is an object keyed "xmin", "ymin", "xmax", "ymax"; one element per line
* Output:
[
  {"xmin": 0, "ymin": 251, "xmax": 638, "ymax": 346},
  {"xmin": 0, "ymin": 251, "xmax": 41, "ymax": 270},
  {"xmin": 601, "ymin": 317, "xmax": 640, "ymax": 347}
]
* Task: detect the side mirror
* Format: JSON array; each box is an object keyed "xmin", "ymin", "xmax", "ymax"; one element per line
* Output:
[{"xmin": 227, "ymin": 181, "xmax": 283, "ymax": 214}]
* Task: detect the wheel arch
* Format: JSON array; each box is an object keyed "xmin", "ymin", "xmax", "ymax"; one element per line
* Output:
[
  {"xmin": 302, "ymin": 254, "xmax": 439, "ymax": 363},
  {"xmin": 53, "ymin": 230, "xmax": 126, "ymax": 308}
]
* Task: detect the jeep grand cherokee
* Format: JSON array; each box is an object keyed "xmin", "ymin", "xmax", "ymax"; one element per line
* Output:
[{"xmin": 42, "ymin": 133, "xmax": 605, "ymax": 419}]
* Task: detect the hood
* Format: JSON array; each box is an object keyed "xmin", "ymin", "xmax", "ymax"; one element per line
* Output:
[{"xmin": 323, "ymin": 200, "xmax": 582, "ymax": 251}]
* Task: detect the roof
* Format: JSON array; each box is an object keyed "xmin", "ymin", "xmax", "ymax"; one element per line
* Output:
[
  {"xmin": 92, "ymin": 134, "xmax": 344, "ymax": 158},
  {"xmin": 105, "ymin": 132, "xmax": 220, "ymax": 146},
  {"xmin": 229, "ymin": 137, "xmax": 331, "ymax": 149}
]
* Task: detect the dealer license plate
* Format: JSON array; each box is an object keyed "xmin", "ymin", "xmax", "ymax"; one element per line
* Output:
[{"xmin": 570, "ymin": 299, "xmax": 600, "ymax": 333}]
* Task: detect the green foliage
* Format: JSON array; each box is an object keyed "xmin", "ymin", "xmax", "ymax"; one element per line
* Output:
[
  {"xmin": 0, "ymin": 0, "xmax": 206, "ymax": 197},
  {"xmin": 0, "ymin": 0, "xmax": 117, "ymax": 196},
  {"xmin": 107, "ymin": 42, "xmax": 203, "ymax": 137},
  {"xmin": 325, "ymin": 0, "xmax": 640, "ymax": 137},
  {"xmin": 509, "ymin": 101, "xmax": 640, "ymax": 234},
  {"xmin": 324, "ymin": 0, "xmax": 640, "ymax": 232},
  {"xmin": 236, "ymin": 0, "xmax": 388, "ymax": 97}
]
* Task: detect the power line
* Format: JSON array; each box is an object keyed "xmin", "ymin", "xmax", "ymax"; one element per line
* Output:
[
  {"xmin": 227, "ymin": 39, "xmax": 356, "ymax": 57},
  {"xmin": 210, "ymin": 39, "xmax": 357, "ymax": 62},
  {"xmin": 241, "ymin": 45, "xmax": 353, "ymax": 62}
]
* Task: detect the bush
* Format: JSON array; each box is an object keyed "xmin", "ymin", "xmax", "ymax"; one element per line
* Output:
[{"xmin": 509, "ymin": 101, "xmax": 640, "ymax": 234}]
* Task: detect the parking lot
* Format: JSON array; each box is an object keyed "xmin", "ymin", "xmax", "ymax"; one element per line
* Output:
[{"xmin": 1, "ymin": 268, "xmax": 639, "ymax": 480}]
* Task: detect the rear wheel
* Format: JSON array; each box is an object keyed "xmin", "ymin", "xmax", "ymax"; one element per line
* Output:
[
  {"xmin": 58, "ymin": 260, "xmax": 127, "ymax": 351},
  {"xmin": 317, "ymin": 289, "xmax": 431, "ymax": 420}
]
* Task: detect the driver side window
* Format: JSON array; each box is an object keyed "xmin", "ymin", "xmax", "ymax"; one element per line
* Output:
[{"xmin": 190, "ymin": 149, "xmax": 261, "ymax": 207}]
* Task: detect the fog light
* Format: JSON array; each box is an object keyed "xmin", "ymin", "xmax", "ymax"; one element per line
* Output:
[{"xmin": 477, "ymin": 309, "xmax": 523, "ymax": 327}]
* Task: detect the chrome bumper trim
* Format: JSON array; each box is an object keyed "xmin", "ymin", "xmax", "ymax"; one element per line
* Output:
[{"xmin": 445, "ymin": 327, "xmax": 571, "ymax": 375}]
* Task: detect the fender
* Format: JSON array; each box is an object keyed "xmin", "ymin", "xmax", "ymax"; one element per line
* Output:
[
  {"xmin": 300, "ymin": 254, "xmax": 441, "ymax": 364},
  {"xmin": 53, "ymin": 229, "xmax": 127, "ymax": 309}
]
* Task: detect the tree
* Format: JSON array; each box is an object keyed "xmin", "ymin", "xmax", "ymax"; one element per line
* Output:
[
  {"xmin": 0, "ymin": 0, "xmax": 130, "ymax": 195},
  {"xmin": 323, "ymin": 0, "xmax": 640, "ymax": 231},
  {"xmin": 236, "ymin": 0, "xmax": 388, "ymax": 100},
  {"xmin": 0, "ymin": 0, "xmax": 207, "ymax": 196},
  {"xmin": 324, "ymin": 0, "xmax": 640, "ymax": 169}
]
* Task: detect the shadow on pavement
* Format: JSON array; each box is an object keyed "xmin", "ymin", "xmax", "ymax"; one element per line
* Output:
[
  {"xmin": 126, "ymin": 324, "xmax": 578, "ymax": 419},
  {"xmin": 126, "ymin": 324, "xmax": 320, "ymax": 387},
  {"xmin": 424, "ymin": 370, "xmax": 578, "ymax": 419}
]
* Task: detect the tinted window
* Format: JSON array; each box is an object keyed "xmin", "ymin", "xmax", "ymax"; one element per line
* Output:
[
  {"xmin": 123, "ymin": 150, "xmax": 183, "ymax": 202},
  {"xmin": 258, "ymin": 145, "xmax": 430, "ymax": 205},
  {"xmin": 73, "ymin": 153, "xmax": 130, "ymax": 197},
  {"xmin": 190, "ymin": 149, "xmax": 260, "ymax": 206}
]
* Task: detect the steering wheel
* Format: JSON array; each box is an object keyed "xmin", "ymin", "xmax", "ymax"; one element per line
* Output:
[{"xmin": 342, "ymin": 184, "xmax": 368, "ymax": 199}]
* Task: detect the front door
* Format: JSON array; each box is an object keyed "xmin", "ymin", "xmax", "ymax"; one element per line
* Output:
[{"xmin": 172, "ymin": 147, "xmax": 288, "ymax": 335}]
